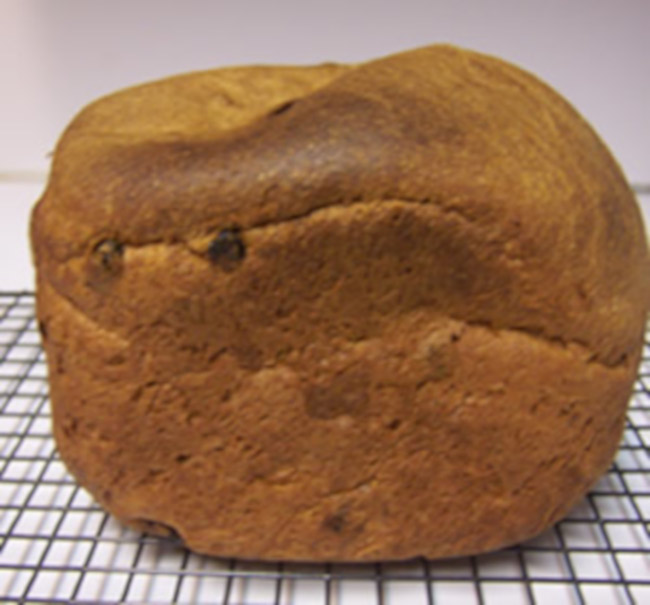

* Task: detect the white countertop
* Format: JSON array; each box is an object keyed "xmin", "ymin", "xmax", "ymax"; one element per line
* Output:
[
  {"xmin": 0, "ymin": 181, "xmax": 44, "ymax": 291},
  {"xmin": 2, "ymin": 0, "xmax": 649, "ymax": 290}
]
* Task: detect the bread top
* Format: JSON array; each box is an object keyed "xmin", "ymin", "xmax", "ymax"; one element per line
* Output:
[{"xmin": 32, "ymin": 44, "xmax": 649, "ymax": 366}]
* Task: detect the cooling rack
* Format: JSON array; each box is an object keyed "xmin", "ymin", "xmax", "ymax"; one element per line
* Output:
[{"xmin": 0, "ymin": 292, "xmax": 649, "ymax": 605}]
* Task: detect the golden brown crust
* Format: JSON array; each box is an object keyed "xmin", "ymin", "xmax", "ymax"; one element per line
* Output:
[{"xmin": 32, "ymin": 44, "xmax": 649, "ymax": 561}]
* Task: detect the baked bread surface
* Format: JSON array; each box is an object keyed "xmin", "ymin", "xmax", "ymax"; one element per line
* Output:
[{"xmin": 31, "ymin": 45, "xmax": 649, "ymax": 561}]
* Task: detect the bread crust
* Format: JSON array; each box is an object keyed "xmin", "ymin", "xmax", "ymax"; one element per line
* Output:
[{"xmin": 31, "ymin": 45, "xmax": 649, "ymax": 561}]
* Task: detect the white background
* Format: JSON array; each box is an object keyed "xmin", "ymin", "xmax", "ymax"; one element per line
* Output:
[{"xmin": 1, "ymin": 0, "xmax": 649, "ymax": 290}]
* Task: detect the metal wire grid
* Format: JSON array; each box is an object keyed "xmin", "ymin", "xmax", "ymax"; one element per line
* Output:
[{"xmin": 0, "ymin": 292, "xmax": 648, "ymax": 605}]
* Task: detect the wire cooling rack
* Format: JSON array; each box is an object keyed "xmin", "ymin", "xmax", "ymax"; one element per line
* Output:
[{"xmin": 0, "ymin": 292, "xmax": 649, "ymax": 605}]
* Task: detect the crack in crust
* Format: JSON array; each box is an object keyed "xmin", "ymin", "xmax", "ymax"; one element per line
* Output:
[{"xmin": 42, "ymin": 267, "xmax": 630, "ymax": 374}]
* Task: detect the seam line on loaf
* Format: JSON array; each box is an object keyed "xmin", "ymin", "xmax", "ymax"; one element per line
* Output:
[{"xmin": 41, "ymin": 276, "xmax": 627, "ymax": 372}]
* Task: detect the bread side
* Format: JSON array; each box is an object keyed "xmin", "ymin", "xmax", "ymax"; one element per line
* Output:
[{"xmin": 31, "ymin": 45, "xmax": 649, "ymax": 561}]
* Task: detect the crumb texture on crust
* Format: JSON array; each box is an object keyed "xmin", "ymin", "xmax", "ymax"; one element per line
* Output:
[{"xmin": 32, "ymin": 44, "xmax": 649, "ymax": 561}]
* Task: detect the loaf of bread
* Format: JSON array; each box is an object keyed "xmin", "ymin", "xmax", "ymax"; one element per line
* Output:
[{"xmin": 31, "ymin": 44, "xmax": 649, "ymax": 562}]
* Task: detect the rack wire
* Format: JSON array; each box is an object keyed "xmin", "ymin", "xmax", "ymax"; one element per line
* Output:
[{"xmin": 0, "ymin": 292, "xmax": 648, "ymax": 605}]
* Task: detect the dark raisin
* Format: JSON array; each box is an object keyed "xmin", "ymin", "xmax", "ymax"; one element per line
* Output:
[
  {"xmin": 94, "ymin": 239, "xmax": 124, "ymax": 274},
  {"xmin": 38, "ymin": 320, "xmax": 48, "ymax": 340},
  {"xmin": 130, "ymin": 518, "xmax": 180, "ymax": 539},
  {"xmin": 323, "ymin": 512, "xmax": 346, "ymax": 533},
  {"xmin": 207, "ymin": 229, "xmax": 246, "ymax": 271},
  {"xmin": 268, "ymin": 99, "xmax": 296, "ymax": 116}
]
